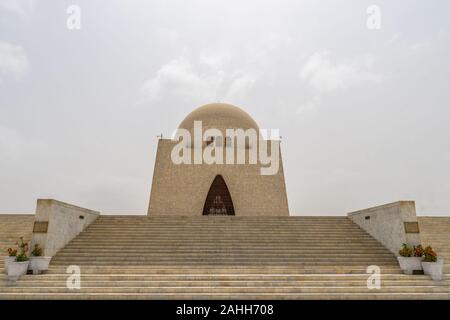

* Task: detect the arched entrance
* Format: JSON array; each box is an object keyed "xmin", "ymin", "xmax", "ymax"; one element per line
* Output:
[{"xmin": 203, "ymin": 175, "xmax": 235, "ymax": 215}]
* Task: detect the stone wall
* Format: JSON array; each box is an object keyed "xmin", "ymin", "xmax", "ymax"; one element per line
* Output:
[
  {"xmin": 347, "ymin": 201, "xmax": 421, "ymax": 255},
  {"xmin": 31, "ymin": 199, "xmax": 99, "ymax": 256}
]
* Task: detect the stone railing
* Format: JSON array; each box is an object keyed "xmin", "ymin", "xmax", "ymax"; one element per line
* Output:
[
  {"xmin": 31, "ymin": 199, "xmax": 100, "ymax": 257},
  {"xmin": 347, "ymin": 201, "xmax": 421, "ymax": 255}
]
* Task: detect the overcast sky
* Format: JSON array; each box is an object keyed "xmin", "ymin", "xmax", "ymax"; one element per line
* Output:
[{"xmin": 1, "ymin": 0, "xmax": 449, "ymax": 215}]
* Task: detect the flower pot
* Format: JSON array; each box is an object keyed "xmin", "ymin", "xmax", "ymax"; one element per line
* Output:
[
  {"xmin": 7, "ymin": 260, "xmax": 29, "ymax": 280},
  {"xmin": 397, "ymin": 256, "xmax": 423, "ymax": 275},
  {"xmin": 4, "ymin": 256, "xmax": 16, "ymax": 274},
  {"xmin": 422, "ymin": 258, "xmax": 444, "ymax": 280},
  {"xmin": 29, "ymin": 256, "xmax": 52, "ymax": 275}
]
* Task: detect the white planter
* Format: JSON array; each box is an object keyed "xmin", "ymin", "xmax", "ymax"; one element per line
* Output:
[
  {"xmin": 7, "ymin": 260, "xmax": 29, "ymax": 280},
  {"xmin": 422, "ymin": 258, "xmax": 444, "ymax": 280},
  {"xmin": 397, "ymin": 256, "xmax": 423, "ymax": 275},
  {"xmin": 4, "ymin": 256, "xmax": 16, "ymax": 274},
  {"xmin": 29, "ymin": 256, "xmax": 52, "ymax": 274}
]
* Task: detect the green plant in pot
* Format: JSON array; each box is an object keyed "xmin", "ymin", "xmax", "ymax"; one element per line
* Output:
[
  {"xmin": 7, "ymin": 237, "xmax": 30, "ymax": 280},
  {"xmin": 28, "ymin": 244, "xmax": 52, "ymax": 275},
  {"xmin": 421, "ymin": 246, "xmax": 444, "ymax": 280},
  {"xmin": 397, "ymin": 243, "xmax": 423, "ymax": 275}
]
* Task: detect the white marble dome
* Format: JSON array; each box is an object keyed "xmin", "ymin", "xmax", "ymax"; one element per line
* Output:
[{"xmin": 178, "ymin": 103, "xmax": 259, "ymax": 133}]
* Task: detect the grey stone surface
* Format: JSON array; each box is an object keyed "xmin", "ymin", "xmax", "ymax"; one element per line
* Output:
[
  {"xmin": 347, "ymin": 201, "xmax": 421, "ymax": 255},
  {"xmin": 31, "ymin": 199, "xmax": 99, "ymax": 256}
]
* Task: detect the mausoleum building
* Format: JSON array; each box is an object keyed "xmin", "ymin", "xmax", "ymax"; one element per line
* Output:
[{"xmin": 148, "ymin": 103, "xmax": 289, "ymax": 216}]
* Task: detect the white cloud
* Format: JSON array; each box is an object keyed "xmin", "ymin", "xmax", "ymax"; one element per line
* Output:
[
  {"xmin": 139, "ymin": 31, "xmax": 294, "ymax": 105},
  {"xmin": 225, "ymin": 71, "xmax": 257, "ymax": 99},
  {"xmin": 140, "ymin": 52, "xmax": 257, "ymax": 103},
  {"xmin": 141, "ymin": 56, "xmax": 214, "ymax": 102},
  {"xmin": 0, "ymin": 0, "xmax": 36, "ymax": 18},
  {"xmin": 0, "ymin": 41, "xmax": 30, "ymax": 81},
  {"xmin": 300, "ymin": 51, "xmax": 383, "ymax": 93}
]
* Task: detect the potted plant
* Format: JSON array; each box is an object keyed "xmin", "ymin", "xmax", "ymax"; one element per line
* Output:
[
  {"xmin": 4, "ymin": 248, "xmax": 17, "ymax": 274},
  {"xmin": 7, "ymin": 237, "xmax": 29, "ymax": 280},
  {"xmin": 421, "ymin": 246, "xmax": 444, "ymax": 280},
  {"xmin": 397, "ymin": 243, "xmax": 423, "ymax": 275},
  {"xmin": 28, "ymin": 244, "xmax": 52, "ymax": 275}
]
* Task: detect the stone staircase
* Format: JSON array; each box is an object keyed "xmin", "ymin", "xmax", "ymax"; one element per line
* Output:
[
  {"xmin": 419, "ymin": 217, "xmax": 450, "ymax": 273},
  {"xmin": 0, "ymin": 214, "xmax": 34, "ymax": 274},
  {"xmin": 1, "ymin": 215, "xmax": 449, "ymax": 299},
  {"xmin": 51, "ymin": 216, "xmax": 398, "ymax": 266}
]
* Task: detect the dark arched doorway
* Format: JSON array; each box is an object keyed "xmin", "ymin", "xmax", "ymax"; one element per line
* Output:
[{"xmin": 203, "ymin": 175, "xmax": 235, "ymax": 215}]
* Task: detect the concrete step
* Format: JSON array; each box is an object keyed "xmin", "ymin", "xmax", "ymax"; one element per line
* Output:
[
  {"xmin": 18, "ymin": 273, "xmax": 441, "ymax": 281},
  {"xmin": 67, "ymin": 239, "xmax": 383, "ymax": 245},
  {"xmin": 0, "ymin": 292, "xmax": 449, "ymax": 300},
  {"xmin": 70, "ymin": 232, "xmax": 377, "ymax": 236},
  {"xmin": 50, "ymin": 260, "xmax": 398, "ymax": 266},
  {"xmin": 66, "ymin": 241, "xmax": 383, "ymax": 247},
  {"xmin": 58, "ymin": 248, "xmax": 391, "ymax": 254},
  {"xmin": 49, "ymin": 262, "xmax": 400, "ymax": 267},
  {"xmin": 53, "ymin": 251, "xmax": 394, "ymax": 256},
  {"xmin": 12, "ymin": 279, "xmax": 449, "ymax": 288},
  {"xmin": 44, "ymin": 265, "xmax": 404, "ymax": 274},
  {"xmin": 1, "ymin": 286, "xmax": 449, "ymax": 294}
]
